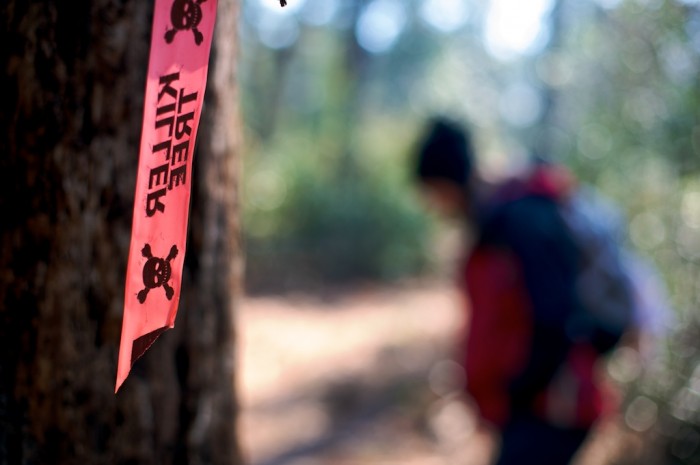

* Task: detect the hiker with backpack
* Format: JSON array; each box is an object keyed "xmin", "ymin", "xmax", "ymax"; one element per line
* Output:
[{"xmin": 413, "ymin": 117, "xmax": 644, "ymax": 465}]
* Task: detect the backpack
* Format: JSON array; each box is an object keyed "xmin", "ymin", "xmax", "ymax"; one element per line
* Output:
[
  {"xmin": 558, "ymin": 186, "xmax": 637, "ymax": 354},
  {"xmin": 463, "ymin": 167, "xmax": 639, "ymax": 427}
]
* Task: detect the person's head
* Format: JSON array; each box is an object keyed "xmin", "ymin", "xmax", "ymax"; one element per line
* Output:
[{"xmin": 414, "ymin": 117, "xmax": 476, "ymax": 217}]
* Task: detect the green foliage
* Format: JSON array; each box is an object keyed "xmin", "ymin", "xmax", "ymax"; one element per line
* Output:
[
  {"xmin": 550, "ymin": 4, "xmax": 700, "ymax": 464},
  {"xmin": 243, "ymin": 122, "xmax": 434, "ymax": 293}
]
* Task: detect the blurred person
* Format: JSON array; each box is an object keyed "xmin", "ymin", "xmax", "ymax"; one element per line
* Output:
[{"xmin": 413, "ymin": 117, "xmax": 655, "ymax": 465}]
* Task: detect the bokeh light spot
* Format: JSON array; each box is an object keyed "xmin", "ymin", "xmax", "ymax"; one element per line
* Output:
[
  {"xmin": 681, "ymin": 191, "xmax": 700, "ymax": 229},
  {"xmin": 420, "ymin": 0, "xmax": 470, "ymax": 33},
  {"xmin": 428, "ymin": 359, "xmax": 466, "ymax": 397},
  {"xmin": 625, "ymin": 396, "xmax": 658, "ymax": 432},
  {"xmin": 484, "ymin": 0, "xmax": 553, "ymax": 60},
  {"xmin": 630, "ymin": 211, "xmax": 666, "ymax": 251},
  {"xmin": 257, "ymin": 14, "xmax": 300, "ymax": 49},
  {"xmin": 246, "ymin": 168, "xmax": 289, "ymax": 212},
  {"xmin": 498, "ymin": 82, "xmax": 543, "ymax": 128},
  {"xmin": 356, "ymin": 0, "xmax": 407, "ymax": 54},
  {"xmin": 300, "ymin": 0, "xmax": 339, "ymax": 26}
]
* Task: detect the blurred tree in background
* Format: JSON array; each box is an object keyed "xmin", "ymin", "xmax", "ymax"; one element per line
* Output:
[{"xmin": 239, "ymin": 0, "xmax": 700, "ymax": 462}]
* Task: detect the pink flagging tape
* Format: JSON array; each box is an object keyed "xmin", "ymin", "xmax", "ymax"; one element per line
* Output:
[{"xmin": 116, "ymin": 0, "xmax": 218, "ymax": 392}]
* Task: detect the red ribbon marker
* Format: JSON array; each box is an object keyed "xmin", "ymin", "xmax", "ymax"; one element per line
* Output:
[{"xmin": 116, "ymin": 0, "xmax": 218, "ymax": 392}]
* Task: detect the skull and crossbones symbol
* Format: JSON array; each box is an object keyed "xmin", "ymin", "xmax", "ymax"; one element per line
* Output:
[
  {"xmin": 137, "ymin": 243, "xmax": 178, "ymax": 304},
  {"xmin": 165, "ymin": 0, "xmax": 207, "ymax": 45}
]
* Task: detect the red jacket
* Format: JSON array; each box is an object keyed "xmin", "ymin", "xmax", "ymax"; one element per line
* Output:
[{"xmin": 461, "ymin": 165, "xmax": 613, "ymax": 429}]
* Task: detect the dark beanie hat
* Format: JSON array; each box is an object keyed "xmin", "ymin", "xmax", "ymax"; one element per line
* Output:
[{"xmin": 415, "ymin": 117, "xmax": 474, "ymax": 188}]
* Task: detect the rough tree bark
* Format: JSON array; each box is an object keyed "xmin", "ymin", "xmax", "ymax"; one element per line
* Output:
[{"xmin": 0, "ymin": 1, "xmax": 243, "ymax": 464}]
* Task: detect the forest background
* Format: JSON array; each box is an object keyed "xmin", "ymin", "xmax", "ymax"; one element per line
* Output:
[{"xmin": 239, "ymin": 0, "xmax": 700, "ymax": 463}]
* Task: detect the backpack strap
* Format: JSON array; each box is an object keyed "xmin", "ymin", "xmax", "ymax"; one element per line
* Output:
[{"xmin": 469, "ymin": 192, "xmax": 581, "ymax": 418}]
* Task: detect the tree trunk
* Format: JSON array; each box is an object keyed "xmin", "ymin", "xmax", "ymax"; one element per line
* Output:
[{"xmin": 0, "ymin": 1, "xmax": 243, "ymax": 464}]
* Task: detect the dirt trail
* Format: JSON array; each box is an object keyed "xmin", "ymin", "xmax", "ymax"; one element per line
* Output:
[
  {"xmin": 238, "ymin": 281, "xmax": 499, "ymax": 465},
  {"xmin": 237, "ymin": 281, "xmax": 625, "ymax": 465}
]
